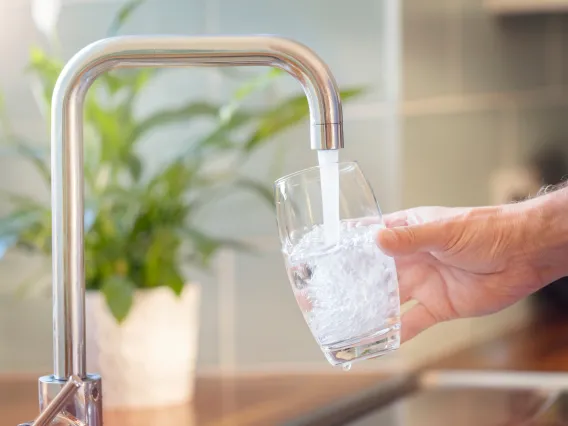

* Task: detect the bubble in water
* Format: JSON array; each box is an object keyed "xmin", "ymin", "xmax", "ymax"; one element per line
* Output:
[
  {"xmin": 342, "ymin": 363, "xmax": 352, "ymax": 371},
  {"xmin": 285, "ymin": 222, "xmax": 400, "ymax": 346}
]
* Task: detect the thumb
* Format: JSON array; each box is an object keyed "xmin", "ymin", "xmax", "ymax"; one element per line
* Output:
[{"xmin": 377, "ymin": 222, "xmax": 455, "ymax": 256}]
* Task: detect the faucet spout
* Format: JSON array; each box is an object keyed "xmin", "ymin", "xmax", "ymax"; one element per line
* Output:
[{"xmin": 46, "ymin": 35, "xmax": 344, "ymax": 424}]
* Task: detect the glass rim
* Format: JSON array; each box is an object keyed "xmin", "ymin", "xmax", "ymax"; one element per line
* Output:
[{"xmin": 274, "ymin": 160, "xmax": 360, "ymax": 186}]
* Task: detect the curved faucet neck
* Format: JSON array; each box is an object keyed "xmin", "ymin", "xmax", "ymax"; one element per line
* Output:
[{"xmin": 50, "ymin": 35, "xmax": 345, "ymax": 380}]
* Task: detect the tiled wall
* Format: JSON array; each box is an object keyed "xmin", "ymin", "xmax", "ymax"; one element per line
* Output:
[
  {"xmin": 403, "ymin": 0, "xmax": 568, "ymax": 208},
  {"xmin": 1, "ymin": 0, "xmax": 567, "ymax": 374}
]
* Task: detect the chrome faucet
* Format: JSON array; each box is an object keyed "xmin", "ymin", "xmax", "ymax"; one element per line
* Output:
[{"xmin": 20, "ymin": 35, "xmax": 344, "ymax": 425}]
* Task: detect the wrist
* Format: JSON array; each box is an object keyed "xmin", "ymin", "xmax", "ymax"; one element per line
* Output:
[{"xmin": 523, "ymin": 186, "xmax": 568, "ymax": 285}]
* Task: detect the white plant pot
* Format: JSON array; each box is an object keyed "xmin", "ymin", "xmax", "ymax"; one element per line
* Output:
[{"xmin": 85, "ymin": 284, "xmax": 200, "ymax": 409}]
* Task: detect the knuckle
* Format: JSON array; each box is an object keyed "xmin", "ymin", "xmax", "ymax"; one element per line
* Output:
[
  {"xmin": 441, "ymin": 212, "xmax": 476, "ymax": 253},
  {"xmin": 402, "ymin": 227, "xmax": 417, "ymax": 244}
]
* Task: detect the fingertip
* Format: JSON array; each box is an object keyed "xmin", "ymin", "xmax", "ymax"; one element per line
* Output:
[{"xmin": 376, "ymin": 228, "xmax": 398, "ymax": 255}]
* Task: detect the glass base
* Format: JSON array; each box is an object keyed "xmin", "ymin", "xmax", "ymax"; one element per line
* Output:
[{"xmin": 321, "ymin": 323, "xmax": 401, "ymax": 366}]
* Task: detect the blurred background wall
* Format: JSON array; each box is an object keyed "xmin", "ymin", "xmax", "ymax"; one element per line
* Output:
[
  {"xmin": 0, "ymin": 0, "xmax": 567, "ymax": 375},
  {"xmin": 399, "ymin": 0, "xmax": 568, "ymax": 369}
]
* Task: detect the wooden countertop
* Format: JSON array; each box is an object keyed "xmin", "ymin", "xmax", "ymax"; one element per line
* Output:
[
  {"xmin": 6, "ymin": 317, "xmax": 568, "ymax": 425},
  {"xmin": 1, "ymin": 372, "xmax": 384, "ymax": 426},
  {"xmin": 427, "ymin": 316, "xmax": 568, "ymax": 372},
  {"xmin": 286, "ymin": 317, "xmax": 568, "ymax": 426}
]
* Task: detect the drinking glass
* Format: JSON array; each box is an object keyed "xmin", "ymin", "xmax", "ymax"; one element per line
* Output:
[{"xmin": 274, "ymin": 161, "xmax": 401, "ymax": 366}]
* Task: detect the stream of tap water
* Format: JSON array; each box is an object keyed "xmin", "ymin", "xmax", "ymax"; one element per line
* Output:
[{"xmin": 317, "ymin": 150, "xmax": 340, "ymax": 245}]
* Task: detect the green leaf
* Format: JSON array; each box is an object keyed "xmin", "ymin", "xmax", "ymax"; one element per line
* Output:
[
  {"xmin": 145, "ymin": 250, "xmax": 177, "ymax": 288},
  {"xmin": 219, "ymin": 69, "xmax": 282, "ymax": 124},
  {"xmin": 130, "ymin": 102, "xmax": 219, "ymax": 145},
  {"xmin": 234, "ymin": 69, "xmax": 282, "ymax": 100},
  {"xmin": 15, "ymin": 142, "xmax": 50, "ymax": 182},
  {"xmin": 0, "ymin": 207, "xmax": 50, "ymax": 256},
  {"xmin": 0, "ymin": 138, "xmax": 50, "ymax": 184},
  {"xmin": 101, "ymin": 276, "xmax": 135, "ymax": 323},
  {"xmin": 195, "ymin": 110, "xmax": 253, "ymax": 154},
  {"xmin": 0, "ymin": 209, "xmax": 45, "ymax": 237},
  {"xmin": 100, "ymin": 73, "xmax": 125, "ymax": 96},
  {"xmin": 163, "ymin": 267, "xmax": 184, "ymax": 296},
  {"xmin": 27, "ymin": 46, "xmax": 64, "ymax": 105},
  {"xmin": 86, "ymin": 102, "xmax": 123, "ymax": 148},
  {"xmin": 246, "ymin": 96, "xmax": 306, "ymax": 152},
  {"xmin": 233, "ymin": 177, "xmax": 275, "ymax": 207},
  {"xmin": 100, "ymin": 69, "xmax": 156, "ymax": 97},
  {"xmin": 10, "ymin": 208, "xmax": 52, "ymax": 254},
  {"xmin": 126, "ymin": 154, "xmax": 142, "ymax": 181},
  {"xmin": 131, "ymin": 68, "xmax": 155, "ymax": 94},
  {"xmin": 146, "ymin": 159, "xmax": 200, "ymax": 199},
  {"xmin": 0, "ymin": 188, "xmax": 45, "ymax": 209},
  {"xmin": 245, "ymin": 87, "xmax": 366, "ymax": 152},
  {"xmin": 182, "ymin": 227, "xmax": 254, "ymax": 267},
  {"xmin": 107, "ymin": 0, "xmax": 146, "ymax": 37}
]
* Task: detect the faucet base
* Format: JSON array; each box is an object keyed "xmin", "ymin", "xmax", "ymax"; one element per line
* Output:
[{"xmin": 39, "ymin": 374, "xmax": 103, "ymax": 426}]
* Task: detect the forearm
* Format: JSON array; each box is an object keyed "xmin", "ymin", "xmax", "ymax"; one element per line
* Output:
[{"xmin": 524, "ymin": 183, "xmax": 568, "ymax": 285}]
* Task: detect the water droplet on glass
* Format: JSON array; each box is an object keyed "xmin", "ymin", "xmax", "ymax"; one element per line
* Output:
[{"xmin": 342, "ymin": 363, "xmax": 352, "ymax": 371}]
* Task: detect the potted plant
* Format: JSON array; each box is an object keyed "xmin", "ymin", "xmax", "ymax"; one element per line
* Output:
[{"xmin": 0, "ymin": 0, "xmax": 363, "ymax": 409}]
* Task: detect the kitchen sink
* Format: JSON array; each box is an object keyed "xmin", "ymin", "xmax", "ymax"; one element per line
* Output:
[{"xmin": 284, "ymin": 370, "xmax": 568, "ymax": 426}]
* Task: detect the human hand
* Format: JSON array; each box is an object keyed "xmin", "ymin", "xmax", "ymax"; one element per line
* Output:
[{"xmin": 376, "ymin": 199, "xmax": 568, "ymax": 343}]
